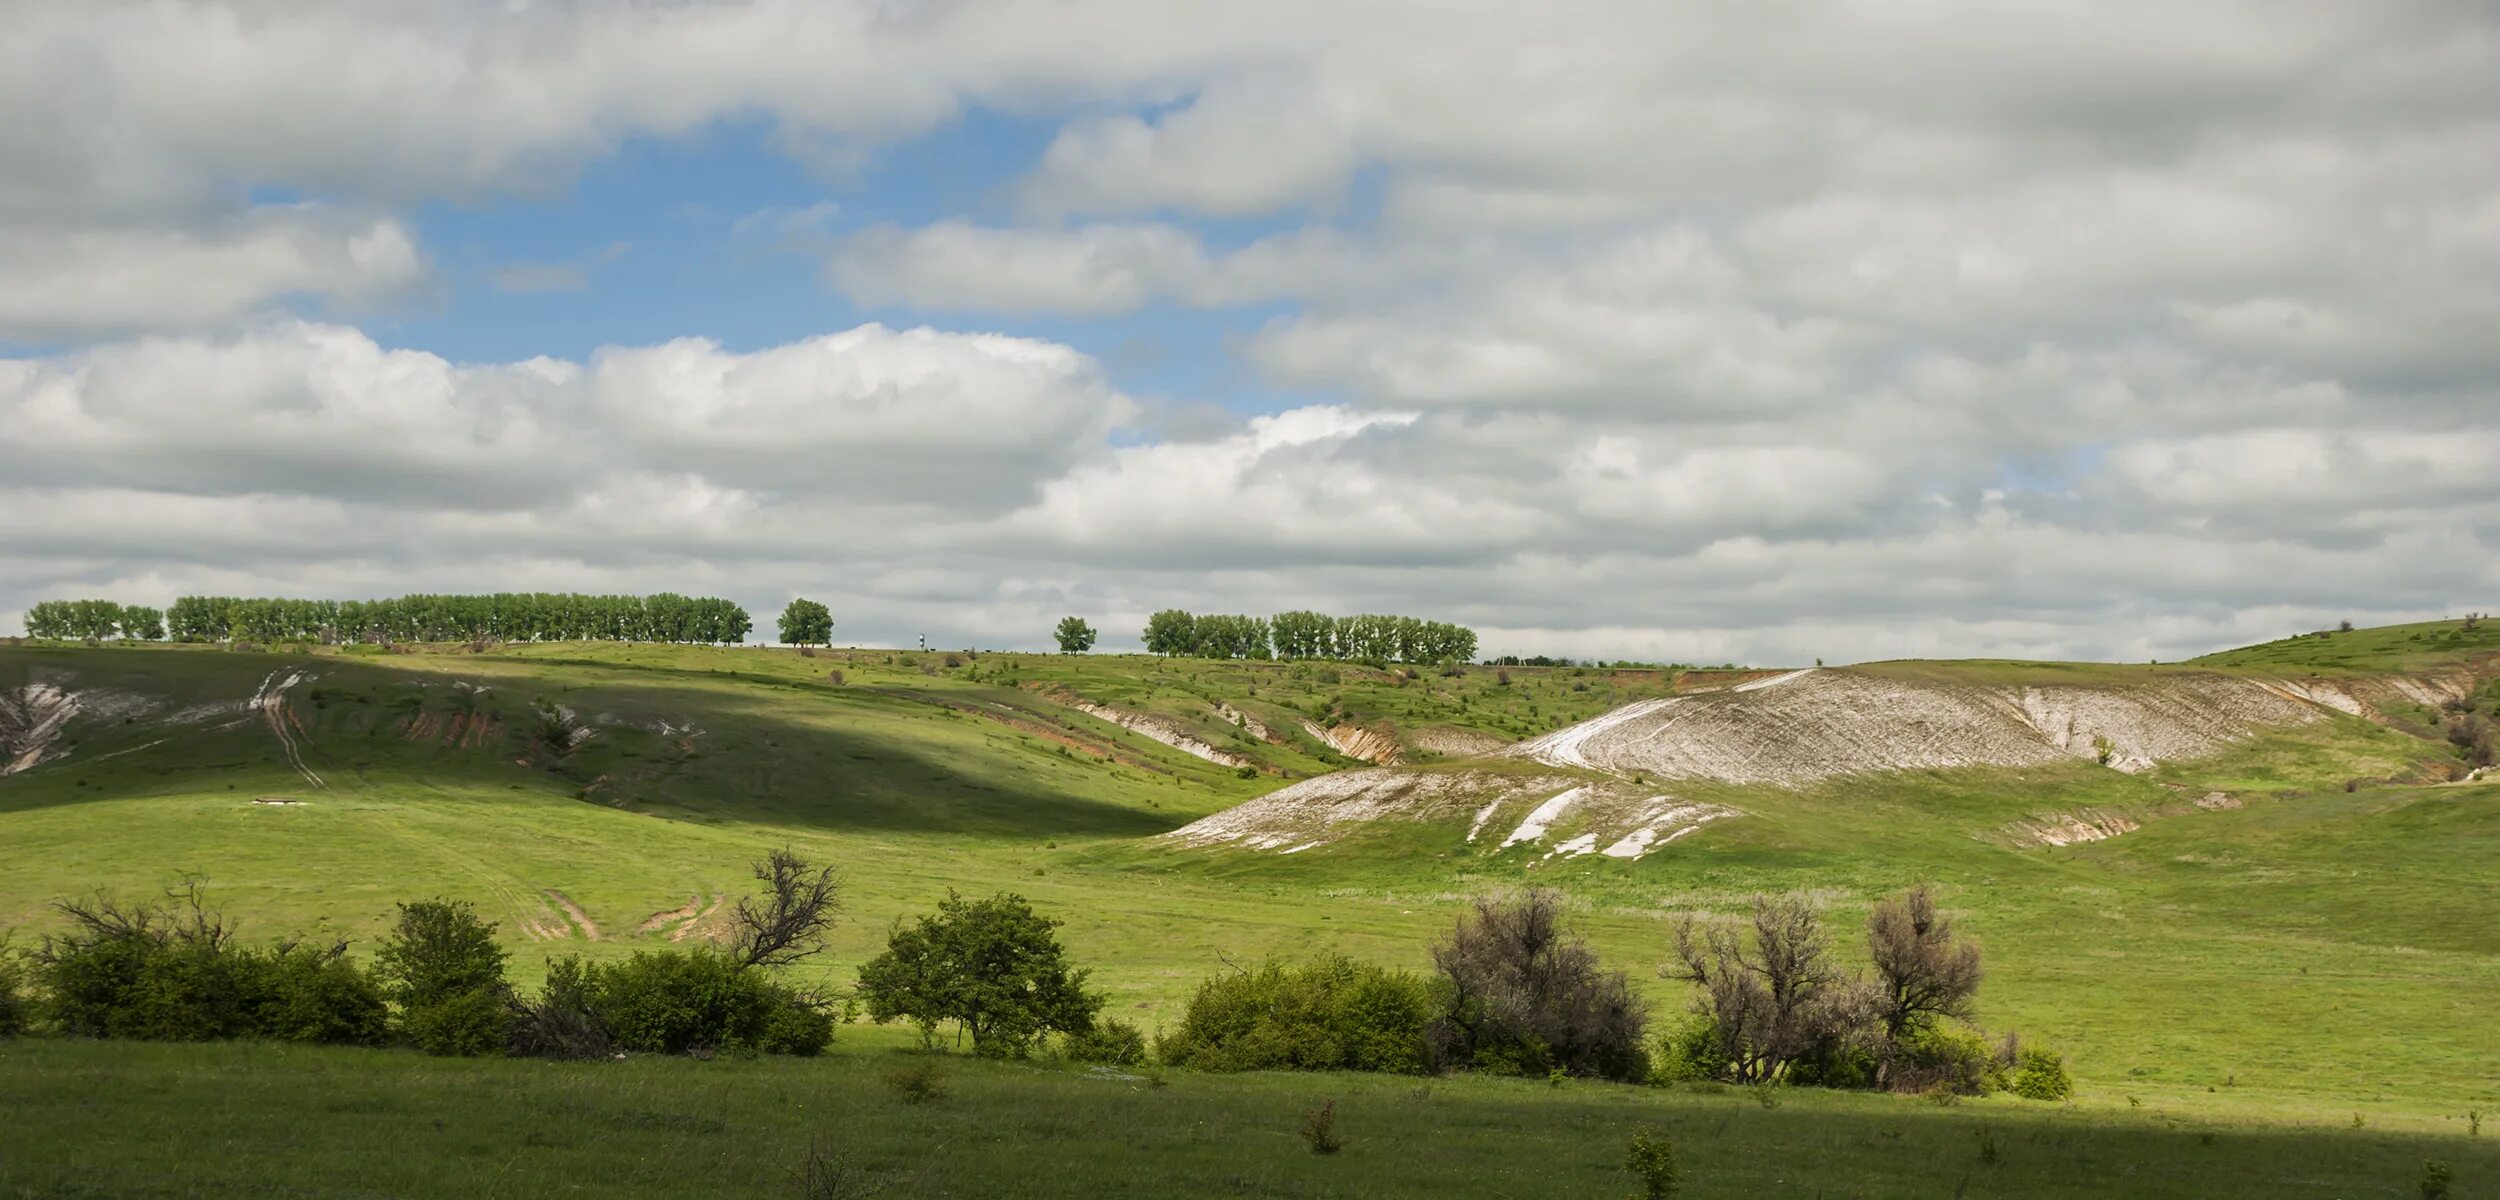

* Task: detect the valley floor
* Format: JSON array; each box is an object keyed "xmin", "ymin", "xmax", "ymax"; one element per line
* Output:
[{"xmin": 2, "ymin": 1037, "xmax": 2492, "ymax": 1200}]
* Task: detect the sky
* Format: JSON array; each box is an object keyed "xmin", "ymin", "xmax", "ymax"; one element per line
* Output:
[{"xmin": 2, "ymin": 1, "xmax": 2496, "ymax": 664}]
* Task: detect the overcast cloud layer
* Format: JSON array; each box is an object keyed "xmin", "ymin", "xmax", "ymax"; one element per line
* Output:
[{"xmin": 3, "ymin": 1, "xmax": 2495, "ymax": 663}]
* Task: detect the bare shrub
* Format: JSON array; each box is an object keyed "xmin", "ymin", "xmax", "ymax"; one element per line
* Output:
[
  {"xmin": 2445, "ymin": 713, "xmax": 2493, "ymax": 768},
  {"xmin": 730, "ymin": 849, "xmax": 840, "ymax": 969},
  {"xmin": 1667, "ymin": 895, "xmax": 1875, "ymax": 1084},
  {"xmin": 826, "ymin": 669, "xmax": 844, "ymax": 685},
  {"xmin": 1868, "ymin": 885, "xmax": 1982, "ymax": 1045},
  {"xmin": 787, "ymin": 1138, "xmax": 869, "ymax": 1200},
  {"xmin": 1429, "ymin": 889, "xmax": 1649, "ymax": 1081}
]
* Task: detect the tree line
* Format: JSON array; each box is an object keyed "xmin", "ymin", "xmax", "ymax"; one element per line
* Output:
[
  {"xmin": 20, "ymin": 593, "xmax": 753, "ymax": 645},
  {"xmin": 1141, "ymin": 609, "xmax": 1478, "ymax": 664},
  {"xmin": 21, "ymin": 600, "xmax": 164, "ymax": 641}
]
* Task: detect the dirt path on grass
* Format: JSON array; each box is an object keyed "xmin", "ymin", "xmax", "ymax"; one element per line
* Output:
[
  {"xmin": 545, "ymin": 890, "xmax": 600, "ymax": 940},
  {"xmin": 251, "ymin": 669, "xmax": 326, "ymax": 789}
]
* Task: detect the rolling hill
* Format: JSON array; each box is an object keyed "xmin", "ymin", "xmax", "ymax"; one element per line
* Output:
[{"xmin": 2, "ymin": 618, "xmax": 2497, "ymax": 1135}]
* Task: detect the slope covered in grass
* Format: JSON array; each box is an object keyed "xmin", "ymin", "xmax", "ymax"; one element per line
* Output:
[
  {"xmin": 3, "ymin": 1039, "xmax": 2490, "ymax": 1200},
  {"xmin": 2187, "ymin": 617, "xmax": 2500, "ymax": 674},
  {"xmin": 2, "ymin": 627, "xmax": 2497, "ymax": 1123}
]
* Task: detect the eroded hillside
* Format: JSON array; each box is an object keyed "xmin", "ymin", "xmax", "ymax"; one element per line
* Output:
[{"xmin": 1169, "ymin": 629, "xmax": 2499, "ymax": 859}]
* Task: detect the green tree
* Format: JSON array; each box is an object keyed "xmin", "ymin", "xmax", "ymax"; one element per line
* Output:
[
  {"xmin": 778, "ymin": 598, "xmax": 834, "ymax": 646},
  {"xmin": 1053, "ymin": 616, "xmax": 1097, "ymax": 654},
  {"xmin": 374, "ymin": 900, "xmax": 512, "ymax": 1056},
  {"xmin": 856, "ymin": 891, "xmax": 1103, "ymax": 1058},
  {"xmin": 1142, "ymin": 609, "xmax": 1197, "ymax": 656},
  {"xmin": 118, "ymin": 605, "xmax": 167, "ymax": 641}
]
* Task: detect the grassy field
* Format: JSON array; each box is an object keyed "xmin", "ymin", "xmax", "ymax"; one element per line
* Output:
[
  {"xmin": 2186, "ymin": 618, "xmax": 2500, "ymax": 673},
  {"xmin": 3, "ymin": 624, "xmax": 2497, "ymax": 1194},
  {"xmin": 2, "ymin": 1038, "xmax": 2491, "ymax": 1200}
]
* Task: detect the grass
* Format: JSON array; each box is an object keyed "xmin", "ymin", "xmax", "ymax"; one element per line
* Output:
[
  {"xmin": 2, "ymin": 1038, "xmax": 2492, "ymax": 1199},
  {"xmin": 4, "ymin": 627, "xmax": 2499, "ymax": 1189},
  {"xmin": 2186, "ymin": 618, "xmax": 2500, "ymax": 674}
]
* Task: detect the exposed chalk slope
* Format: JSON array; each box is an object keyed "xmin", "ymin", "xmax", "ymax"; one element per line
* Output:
[
  {"xmin": 1163, "ymin": 767, "xmax": 1733, "ymax": 858},
  {"xmin": 1504, "ymin": 666, "xmax": 2343, "ymax": 785},
  {"xmin": 1167, "ymin": 658, "xmax": 2480, "ymax": 857}
]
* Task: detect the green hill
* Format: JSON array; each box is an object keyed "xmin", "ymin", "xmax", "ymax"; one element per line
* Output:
[{"xmin": 3, "ymin": 621, "xmax": 2498, "ymax": 1193}]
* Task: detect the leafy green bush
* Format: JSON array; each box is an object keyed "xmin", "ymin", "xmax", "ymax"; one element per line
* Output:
[
  {"xmin": 1891, "ymin": 1024, "xmax": 1998, "ymax": 1096},
  {"xmin": 400, "ymin": 985, "xmax": 512, "ymax": 1057},
  {"xmin": 2008, "ymin": 1046, "xmax": 2072, "ymax": 1101},
  {"xmin": 249, "ymin": 942, "xmax": 388, "ymax": 1045},
  {"xmin": 583, "ymin": 948, "xmax": 831, "ymax": 1057},
  {"xmin": 1649, "ymin": 1015, "xmax": 1729, "ymax": 1084},
  {"xmin": 33, "ymin": 888, "xmax": 384, "ymax": 1045},
  {"xmin": 1063, "ymin": 1018, "xmax": 1148, "ymax": 1066},
  {"xmin": 375, "ymin": 899, "xmax": 513, "ymax": 1056},
  {"xmin": 1626, "ymin": 1130, "xmax": 1681, "ymax": 1198},
  {"xmin": 1157, "ymin": 956, "xmax": 1433, "ymax": 1074},
  {"xmin": 0, "ymin": 942, "xmax": 29, "ymax": 1037},
  {"xmin": 857, "ymin": 892, "xmax": 1101, "ymax": 1058},
  {"xmin": 883, "ymin": 1059, "xmax": 946, "ymax": 1104},
  {"xmin": 1785, "ymin": 1032, "xmax": 1878, "ymax": 1090},
  {"xmin": 510, "ymin": 955, "xmax": 612, "ymax": 1061}
]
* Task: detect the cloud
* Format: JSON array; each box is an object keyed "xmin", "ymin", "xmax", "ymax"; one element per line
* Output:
[
  {"xmin": 0, "ymin": 210, "xmax": 425, "ymax": 340},
  {"xmin": 830, "ymin": 222, "xmax": 1213, "ymax": 315},
  {"xmin": 3, "ymin": 2, "xmax": 2496, "ymax": 659},
  {"xmin": 0, "ymin": 320, "xmax": 1131, "ymax": 515}
]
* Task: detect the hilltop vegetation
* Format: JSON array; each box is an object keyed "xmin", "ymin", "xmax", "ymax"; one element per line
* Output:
[{"xmin": 2187, "ymin": 615, "xmax": 2500, "ymax": 673}]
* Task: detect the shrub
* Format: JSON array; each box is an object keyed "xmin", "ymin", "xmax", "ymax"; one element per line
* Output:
[
  {"xmin": 510, "ymin": 955, "xmax": 612, "ymax": 1061},
  {"xmin": 0, "ymin": 943, "xmax": 24, "ymax": 1037},
  {"xmin": 36, "ymin": 887, "xmax": 233, "ymax": 1039},
  {"xmin": 1064, "ymin": 1019, "xmax": 1148, "ymax": 1066},
  {"xmin": 1891, "ymin": 1024, "xmax": 1998, "ymax": 1096},
  {"xmin": 585, "ymin": 948, "xmax": 831, "ymax": 1057},
  {"xmin": 1299, "ymin": 1099, "xmax": 1343, "ymax": 1154},
  {"xmin": 883, "ymin": 1059, "xmax": 946, "ymax": 1104},
  {"xmin": 1786, "ymin": 1029, "xmax": 1879, "ymax": 1090},
  {"xmin": 729, "ymin": 848, "xmax": 840, "ymax": 969},
  {"xmin": 1667, "ymin": 895, "xmax": 1872, "ymax": 1085},
  {"xmin": 2422, "ymin": 1159, "xmax": 2453, "ymax": 1200},
  {"xmin": 401, "ymin": 985, "xmax": 513, "ymax": 1057},
  {"xmin": 2008, "ymin": 1046, "xmax": 2073, "ymax": 1101},
  {"xmin": 857, "ymin": 891, "xmax": 1101, "ymax": 1058},
  {"xmin": 1649, "ymin": 1015, "xmax": 1731, "ymax": 1084},
  {"xmin": 249, "ymin": 942, "xmax": 388, "ymax": 1046},
  {"xmin": 1433, "ymin": 890, "xmax": 1649, "ymax": 1081},
  {"xmin": 33, "ymin": 885, "xmax": 386, "ymax": 1046},
  {"xmin": 1158, "ymin": 956, "xmax": 1432, "ymax": 1074},
  {"xmin": 1626, "ymin": 1131, "xmax": 1681, "ymax": 1198},
  {"xmin": 375, "ymin": 899, "xmax": 513, "ymax": 1056}
]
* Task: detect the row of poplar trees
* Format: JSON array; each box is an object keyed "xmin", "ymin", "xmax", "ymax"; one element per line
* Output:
[
  {"xmin": 21, "ymin": 600, "xmax": 165, "ymax": 641},
  {"xmin": 1140, "ymin": 609, "xmax": 1478, "ymax": 664},
  {"xmin": 24, "ymin": 593, "xmax": 751, "ymax": 645}
]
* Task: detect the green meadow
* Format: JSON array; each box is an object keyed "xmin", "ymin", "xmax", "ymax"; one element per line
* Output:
[{"xmin": 1, "ymin": 622, "xmax": 2495, "ymax": 1196}]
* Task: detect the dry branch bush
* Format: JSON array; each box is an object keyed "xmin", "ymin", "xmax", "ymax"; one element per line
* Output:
[
  {"xmin": 1429, "ymin": 888, "xmax": 1648, "ymax": 1081},
  {"xmin": 1666, "ymin": 895, "xmax": 1876, "ymax": 1084},
  {"xmin": 731, "ymin": 849, "xmax": 840, "ymax": 969},
  {"xmin": 1869, "ymin": 885, "xmax": 1982, "ymax": 1040}
]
